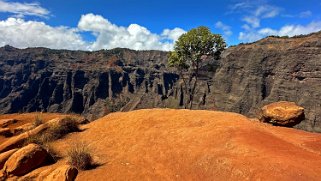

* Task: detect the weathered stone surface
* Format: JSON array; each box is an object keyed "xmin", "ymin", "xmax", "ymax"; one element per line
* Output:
[
  {"xmin": 212, "ymin": 32, "xmax": 321, "ymax": 132},
  {"xmin": 3, "ymin": 144, "xmax": 50, "ymax": 176},
  {"xmin": 0, "ymin": 149, "xmax": 18, "ymax": 170},
  {"xmin": 260, "ymin": 101, "xmax": 304, "ymax": 126},
  {"xmin": 0, "ymin": 128, "xmax": 12, "ymax": 137},
  {"xmin": 11, "ymin": 123, "xmax": 33, "ymax": 135},
  {"xmin": 0, "ymin": 119, "xmax": 17, "ymax": 128},
  {"xmin": 0, "ymin": 123, "xmax": 47, "ymax": 153},
  {"xmin": 43, "ymin": 165, "xmax": 78, "ymax": 181}
]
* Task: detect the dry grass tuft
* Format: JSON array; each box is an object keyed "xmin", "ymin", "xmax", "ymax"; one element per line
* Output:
[
  {"xmin": 32, "ymin": 114, "xmax": 44, "ymax": 128},
  {"xmin": 67, "ymin": 143, "xmax": 93, "ymax": 170}
]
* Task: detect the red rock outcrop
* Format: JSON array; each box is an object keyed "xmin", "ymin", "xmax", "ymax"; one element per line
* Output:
[
  {"xmin": 3, "ymin": 144, "xmax": 51, "ymax": 176},
  {"xmin": 260, "ymin": 101, "xmax": 305, "ymax": 126}
]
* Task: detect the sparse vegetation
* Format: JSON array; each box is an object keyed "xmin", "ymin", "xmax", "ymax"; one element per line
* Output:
[
  {"xmin": 67, "ymin": 143, "xmax": 93, "ymax": 170},
  {"xmin": 48, "ymin": 116, "xmax": 80, "ymax": 140},
  {"xmin": 24, "ymin": 117, "xmax": 80, "ymax": 148},
  {"xmin": 32, "ymin": 114, "xmax": 44, "ymax": 128}
]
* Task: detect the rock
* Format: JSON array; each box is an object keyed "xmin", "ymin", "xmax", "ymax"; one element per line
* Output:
[
  {"xmin": 3, "ymin": 143, "xmax": 51, "ymax": 176},
  {"xmin": 260, "ymin": 101, "xmax": 304, "ymax": 126},
  {"xmin": 0, "ymin": 170, "xmax": 6, "ymax": 181},
  {"xmin": 0, "ymin": 128, "xmax": 12, "ymax": 137},
  {"xmin": 0, "ymin": 149, "xmax": 18, "ymax": 169},
  {"xmin": 43, "ymin": 165, "xmax": 78, "ymax": 181},
  {"xmin": 0, "ymin": 119, "xmax": 17, "ymax": 128},
  {"xmin": 11, "ymin": 123, "xmax": 33, "ymax": 135},
  {"xmin": 0, "ymin": 123, "xmax": 48, "ymax": 153}
]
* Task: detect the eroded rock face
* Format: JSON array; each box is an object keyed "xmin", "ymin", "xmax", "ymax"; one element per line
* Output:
[
  {"xmin": 3, "ymin": 143, "xmax": 51, "ymax": 176},
  {"xmin": 0, "ymin": 149, "xmax": 18, "ymax": 170},
  {"xmin": 212, "ymin": 32, "xmax": 321, "ymax": 132},
  {"xmin": 0, "ymin": 119, "xmax": 17, "ymax": 128},
  {"xmin": 43, "ymin": 165, "xmax": 78, "ymax": 181},
  {"xmin": 260, "ymin": 101, "xmax": 304, "ymax": 126},
  {"xmin": 0, "ymin": 32, "xmax": 321, "ymax": 132}
]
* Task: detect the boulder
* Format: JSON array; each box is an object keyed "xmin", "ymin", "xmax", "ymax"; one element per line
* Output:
[
  {"xmin": 0, "ymin": 128, "xmax": 12, "ymax": 137},
  {"xmin": 0, "ymin": 149, "xmax": 18, "ymax": 169},
  {"xmin": 260, "ymin": 101, "xmax": 304, "ymax": 126},
  {"xmin": 43, "ymin": 165, "xmax": 78, "ymax": 181},
  {"xmin": 0, "ymin": 119, "xmax": 17, "ymax": 128},
  {"xmin": 3, "ymin": 144, "xmax": 51, "ymax": 176},
  {"xmin": 0, "ymin": 123, "xmax": 48, "ymax": 153},
  {"xmin": 0, "ymin": 118, "xmax": 62, "ymax": 153}
]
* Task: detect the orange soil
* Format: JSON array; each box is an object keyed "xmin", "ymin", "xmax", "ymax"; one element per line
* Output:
[{"xmin": 50, "ymin": 109, "xmax": 321, "ymax": 181}]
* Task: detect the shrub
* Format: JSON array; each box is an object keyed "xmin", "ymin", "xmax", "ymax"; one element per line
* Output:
[
  {"xmin": 24, "ymin": 116, "xmax": 80, "ymax": 145},
  {"xmin": 51, "ymin": 117, "xmax": 79, "ymax": 138},
  {"xmin": 67, "ymin": 143, "xmax": 93, "ymax": 170},
  {"xmin": 33, "ymin": 114, "xmax": 44, "ymax": 128}
]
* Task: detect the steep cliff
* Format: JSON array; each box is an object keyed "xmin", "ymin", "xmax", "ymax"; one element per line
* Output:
[
  {"xmin": 213, "ymin": 32, "xmax": 321, "ymax": 132},
  {"xmin": 0, "ymin": 31, "xmax": 321, "ymax": 132}
]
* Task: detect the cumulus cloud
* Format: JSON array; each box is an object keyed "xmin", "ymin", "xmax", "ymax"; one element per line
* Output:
[
  {"xmin": 239, "ymin": 21, "xmax": 321, "ymax": 42},
  {"xmin": 0, "ymin": 0, "xmax": 49, "ymax": 18},
  {"xmin": 215, "ymin": 21, "xmax": 232, "ymax": 37},
  {"xmin": 77, "ymin": 13, "xmax": 185, "ymax": 51},
  {"xmin": 0, "ymin": 18, "xmax": 88, "ymax": 50},
  {"xmin": 161, "ymin": 28, "xmax": 186, "ymax": 41},
  {"xmin": 0, "ymin": 14, "xmax": 185, "ymax": 51}
]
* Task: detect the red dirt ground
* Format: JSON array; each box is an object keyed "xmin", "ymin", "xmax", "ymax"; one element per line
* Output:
[{"xmin": 50, "ymin": 109, "xmax": 321, "ymax": 181}]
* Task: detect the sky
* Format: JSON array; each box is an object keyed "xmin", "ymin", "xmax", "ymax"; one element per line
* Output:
[{"xmin": 0, "ymin": 0, "xmax": 321, "ymax": 51}]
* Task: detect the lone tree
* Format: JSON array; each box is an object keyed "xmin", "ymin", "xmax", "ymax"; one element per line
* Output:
[{"xmin": 168, "ymin": 26, "xmax": 226, "ymax": 109}]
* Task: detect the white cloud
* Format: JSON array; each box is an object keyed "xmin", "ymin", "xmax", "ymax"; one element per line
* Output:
[
  {"xmin": 0, "ymin": 18, "xmax": 88, "ymax": 50},
  {"xmin": 215, "ymin": 21, "xmax": 232, "ymax": 36},
  {"xmin": 78, "ymin": 13, "xmax": 184, "ymax": 51},
  {"xmin": 255, "ymin": 5, "xmax": 280, "ymax": 18},
  {"xmin": 0, "ymin": 0, "xmax": 49, "ymax": 18},
  {"xmin": 239, "ymin": 21, "xmax": 321, "ymax": 42},
  {"xmin": 242, "ymin": 16, "xmax": 260, "ymax": 28},
  {"xmin": 299, "ymin": 11, "xmax": 312, "ymax": 18},
  {"xmin": 161, "ymin": 28, "xmax": 186, "ymax": 41},
  {"xmin": 0, "ymin": 14, "xmax": 185, "ymax": 51}
]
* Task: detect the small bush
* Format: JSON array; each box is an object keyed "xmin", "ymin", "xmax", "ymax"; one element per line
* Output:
[
  {"xmin": 48, "ymin": 117, "xmax": 80, "ymax": 140},
  {"xmin": 67, "ymin": 143, "xmax": 93, "ymax": 170},
  {"xmin": 25, "ymin": 116, "xmax": 80, "ymax": 145},
  {"xmin": 33, "ymin": 114, "xmax": 44, "ymax": 128}
]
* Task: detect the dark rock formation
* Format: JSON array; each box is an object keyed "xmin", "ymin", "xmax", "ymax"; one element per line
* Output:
[
  {"xmin": 213, "ymin": 32, "xmax": 321, "ymax": 132},
  {"xmin": 0, "ymin": 31, "xmax": 321, "ymax": 132}
]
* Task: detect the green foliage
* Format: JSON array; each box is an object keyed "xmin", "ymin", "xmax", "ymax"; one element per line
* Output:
[
  {"xmin": 169, "ymin": 26, "xmax": 226, "ymax": 70},
  {"xmin": 168, "ymin": 26, "xmax": 226, "ymax": 109}
]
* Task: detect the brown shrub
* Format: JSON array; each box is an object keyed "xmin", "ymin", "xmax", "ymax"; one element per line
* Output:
[{"xmin": 67, "ymin": 143, "xmax": 93, "ymax": 170}]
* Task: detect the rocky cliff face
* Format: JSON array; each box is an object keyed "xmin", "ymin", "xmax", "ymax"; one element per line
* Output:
[
  {"xmin": 0, "ymin": 31, "xmax": 321, "ymax": 132},
  {"xmin": 213, "ymin": 32, "xmax": 321, "ymax": 132}
]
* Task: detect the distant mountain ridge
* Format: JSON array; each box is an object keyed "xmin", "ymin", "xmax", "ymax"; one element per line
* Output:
[{"xmin": 1, "ymin": 31, "xmax": 321, "ymax": 132}]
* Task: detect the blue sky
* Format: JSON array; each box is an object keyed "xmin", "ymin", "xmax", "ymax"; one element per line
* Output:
[{"xmin": 0, "ymin": 0, "xmax": 321, "ymax": 50}]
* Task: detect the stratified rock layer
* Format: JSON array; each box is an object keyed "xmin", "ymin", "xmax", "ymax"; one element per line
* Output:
[
  {"xmin": 0, "ymin": 31, "xmax": 321, "ymax": 132},
  {"xmin": 213, "ymin": 32, "xmax": 321, "ymax": 132}
]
